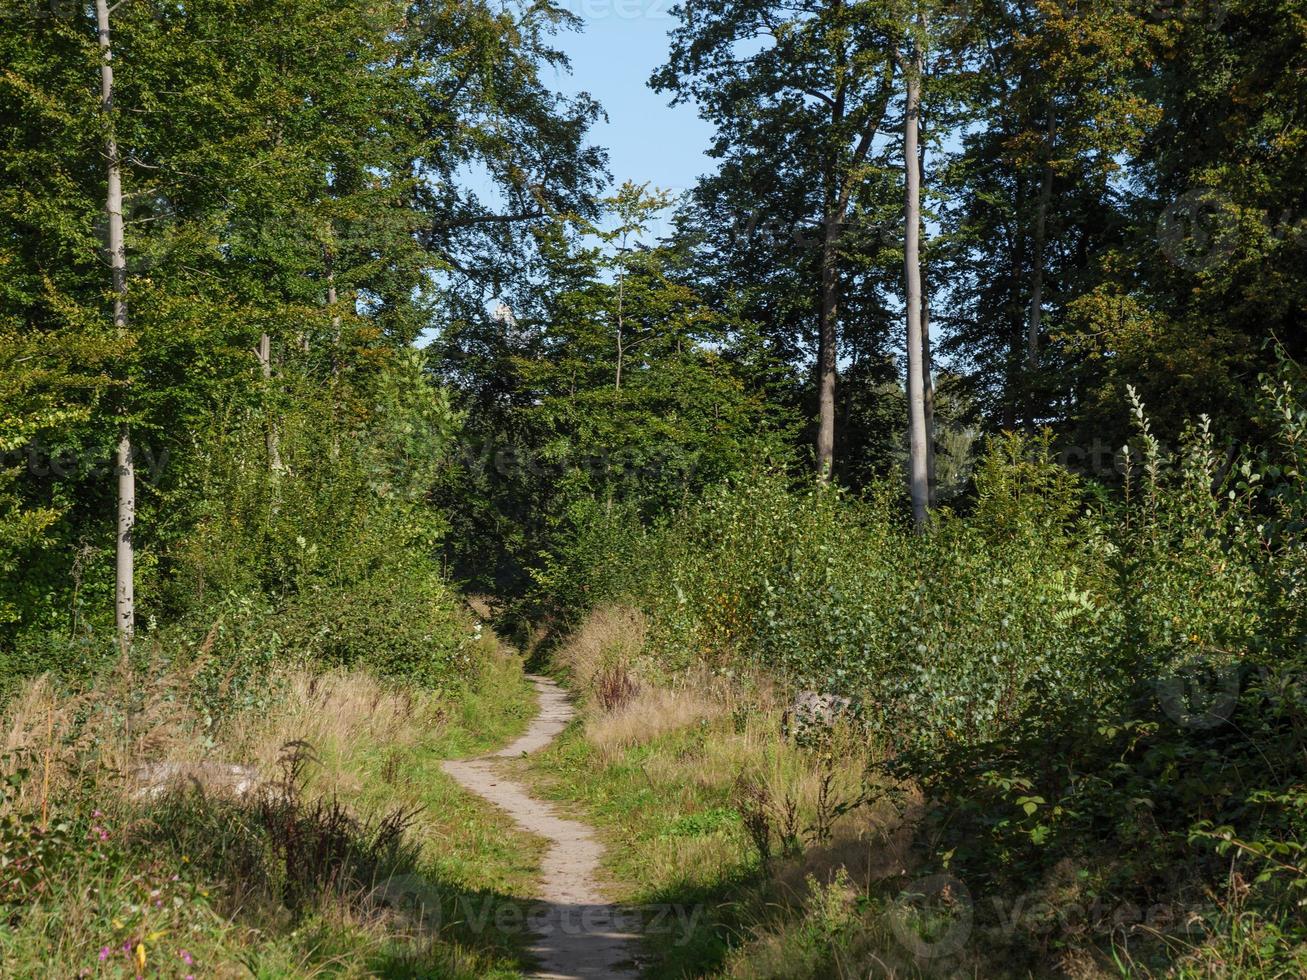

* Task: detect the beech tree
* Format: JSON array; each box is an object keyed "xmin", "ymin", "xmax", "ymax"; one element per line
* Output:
[
  {"xmin": 898, "ymin": 4, "xmax": 930, "ymax": 526},
  {"xmin": 0, "ymin": 0, "xmax": 606, "ymax": 651},
  {"xmin": 936, "ymin": 0, "xmax": 1160, "ymax": 428},
  {"xmin": 90, "ymin": 0, "xmax": 135, "ymax": 647}
]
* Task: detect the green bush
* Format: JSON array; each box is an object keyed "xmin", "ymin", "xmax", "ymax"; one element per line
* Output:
[
  {"xmin": 149, "ymin": 350, "xmax": 469, "ymax": 687},
  {"xmin": 555, "ymin": 435, "xmax": 1114, "ymax": 751}
]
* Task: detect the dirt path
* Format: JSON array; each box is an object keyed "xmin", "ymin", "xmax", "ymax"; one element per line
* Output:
[{"xmin": 442, "ymin": 675, "xmax": 637, "ymax": 979}]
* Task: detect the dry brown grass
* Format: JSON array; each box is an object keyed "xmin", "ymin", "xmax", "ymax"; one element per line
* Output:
[
  {"xmin": 1, "ymin": 614, "xmax": 535, "ymax": 808},
  {"xmin": 585, "ymin": 683, "xmax": 726, "ymax": 762},
  {"xmin": 1, "ymin": 652, "xmax": 216, "ymax": 809},
  {"xmin": 538, "ymin": 601, "xmax": 932, "ymax": 952},
  {"xmin": 552, "ymin": 603, "xmax": 741, "ymax": 760},
  {"xmin": 2, "ymin": 656, "xmax": 465, "ymax": 815},
  {"xmin": 550, "ymin": 603, "xmax": 892, "ymax": 829},
  {"xmin": 225, "ymin": 669, "xmax": 430, "ymax": 789},
  {"xmin": 552, "ymin": 602, "xmax": 647, "ymax": 692}
]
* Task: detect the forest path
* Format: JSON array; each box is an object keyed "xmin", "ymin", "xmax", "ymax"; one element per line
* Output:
[{"xmin": 442, "ymin": 675, "xmax": 638, "ymax": 979}]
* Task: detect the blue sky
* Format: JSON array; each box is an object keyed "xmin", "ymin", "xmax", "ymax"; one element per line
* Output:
[{"xmin": 548, "ymin": 5, "xmax": 713, "ymax": 200}]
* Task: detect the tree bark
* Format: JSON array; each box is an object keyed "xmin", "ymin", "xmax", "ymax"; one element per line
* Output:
[
  {"xmin": 1004, "ymin": 169, "xmax": 1027, "ymax": 431},
  {"xmin": 325, "ymin": 246, "xmax": 340, "ymax": 359},
  {"xmin": 615, "ymin": 264, "xmax": 625, "ymax": 392},
  {"xmin": 817, "ymin": 74, "xmax": 895, "ymax": 484},
  {"xmin": 919, "ymin": 105, "xmax": 936, "ymax": 506},
  {"xmin": 615, "ymin": 226, "xmax": 627, "ymax": 392},
  {"xmin": 257, "ymin": 332, "xmax": 284, "ymax": 473},
  {"xmin": 903, "ymin": 22, "xmax": 930, "ymax": 528},
  {"xmin": 817, "ymin": 0, "xmax": 847, "ymax": 483},
  {"xmin": 922, "ymin": 291, "xmax": 937, "ymax": 506},
  {"xmin": 816, "ymin": 203, "xmax": 839, "ymax": 482},
  {"xmin": 114, "ymin": 422, "xmax": 134, "ymax": 648},
  {"xmin": 96, "ymin": 0, "xmax": 133, "ymax": 649},
  {"xmin": 325, "ymin": 243, "xmax": 341, "ymax": 459}
]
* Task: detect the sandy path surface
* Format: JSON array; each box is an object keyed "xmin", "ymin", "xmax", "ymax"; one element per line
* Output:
[{"xmin": 442, "ymin": 675, "xmax": 638, "ymax": 979}]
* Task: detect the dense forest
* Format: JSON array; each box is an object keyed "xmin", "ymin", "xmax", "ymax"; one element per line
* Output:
[{"xmin": 1, "ymin": 0, "xmax": 1304, "ymax": 977}]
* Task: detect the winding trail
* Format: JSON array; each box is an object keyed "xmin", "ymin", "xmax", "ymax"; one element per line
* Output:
[{"xmin": 442, "ymin": 675, "xmax": 637, "ymax": 979}]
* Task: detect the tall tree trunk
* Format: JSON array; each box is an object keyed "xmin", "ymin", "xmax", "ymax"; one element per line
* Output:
[
  {"xmin": 1025, "ymin": 107, "xmax": 1055, "ymax": 426},
  {"xmin": 1004, "ymin": 171, "xmax": 1027, "ymax": 431},
  {"xmin": 615, "ymin": 270, "xmax": 624, "ymax": 392},
  {"xmin": 816, "ymin": 204, "xmax": 839, "ymax": 482},
  {"xmin": 257, "ymin": 332, "xmax": 284, "ymax": 473},
  {"xmin": 903, "ymin": 23, "xmax": 930, "ymax": 528},
  {"xmin": 96, "ymin": 0, "xmax": 133, "ymax": 650},
  {"xmin": 325, "ymin": 243, "xmax": 342, "ymax": 459},
  {"xmin": 919, "ymin": 105, "xmax": 936, "ymax": 506},
  {"xmin": 615, "ymin": 228, "xmax": 627, "ymax": 392},
  {"xmin": 325, "ymin": 246, "xmax": 340, "ymax": 359},
  {"xmin": 922, "ymin": 292, "xmax": 937, "ymax": 506},
  {"xmin": 114, "ymin": 423, "xmax": 134, "ymax": 647}
]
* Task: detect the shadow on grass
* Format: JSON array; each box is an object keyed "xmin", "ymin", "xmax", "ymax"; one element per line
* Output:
[
  {"xmin": 132, "ymin": 774, "xmax": 541, "ymax": 977},
  {"xmin": 621, "ymin": 858, "xmax": 774, "ymax": 978}
]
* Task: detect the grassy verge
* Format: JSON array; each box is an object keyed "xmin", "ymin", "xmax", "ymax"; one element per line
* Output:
[
  {"xmin": 520, "ymin": 606, "xmax": 916, "ymax": 980},
  {"xmin": 0, "ymin": 626, "xmax": 545, "ymax": 978}
]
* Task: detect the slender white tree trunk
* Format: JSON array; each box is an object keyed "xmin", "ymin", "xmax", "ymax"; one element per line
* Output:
[
  {"xmin": 903, "ymin": 23, "xmax": 930, "ymax": 528},
  {"xmin": 923, "ymin": 292, "xmax": 937, "ymax": 506},
  {"xmin": 115, "ymin": 423, "xmax": 134, "ymax": 645},
  {"xmin": 919, "ymin": 112, "xmax": 937, "ymax": 506},
  {"xmin": 97, "ymin": 0, "xmax": 133, "ymax": 649},
  {"xmin": 325, "ymin": 242, "xmax": 340, "ymax": 364},
  {"xmin": 326, "ymin": 279, "xmax": 339, "ymax": 351},
  {"xmin": 325, "ymin": 243, "xmax": 341, "ymax": 459},
  {"xmin": 615, "ymin": 229, "xmax": 627, "ymax": 392}
]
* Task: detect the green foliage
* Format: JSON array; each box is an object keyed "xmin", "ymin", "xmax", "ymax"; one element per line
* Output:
[
  {"xmin": 152, "ymin": 351, "xmax": 466, "ymax": 686},
  {"xmin": 521, "ymin": 183, "xmax": 784, "ymax": 518},
  {"xmin": 437, "ymin": 184, "xmax": 796, "ymax": 597},
  {"xmin": 561, "ymin": 367, "xmax": 1307, "ymax": 969},
  {"xmin": 2, "ymin": 0, "xmax": 1306, "ymax": 971},
  {"xmin": 564, "ymin": 435, "xmax": 1107, "ymax": 750},
  {"xmin": 0, "ymin": 0, "xmax": 605, "ymax": 675}
]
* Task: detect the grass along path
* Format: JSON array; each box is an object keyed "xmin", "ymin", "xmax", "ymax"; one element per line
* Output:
[
  {"xmin": 443, "ymin": 675, "xmax": 639, "ymax": 979},
  {"xmin": 515, "ymin": 607, "xmax": 912, "ymax": 980}
]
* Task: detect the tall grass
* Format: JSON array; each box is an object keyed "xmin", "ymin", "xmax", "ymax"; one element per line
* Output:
[{"xmin": 0, "ymin": 624, "xmax": 535, "ymax": 978}]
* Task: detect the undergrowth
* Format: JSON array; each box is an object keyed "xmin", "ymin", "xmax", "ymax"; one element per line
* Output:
[{"xmin": 531, "ymin": 367, "xmax": 1307, "ymax": 976}]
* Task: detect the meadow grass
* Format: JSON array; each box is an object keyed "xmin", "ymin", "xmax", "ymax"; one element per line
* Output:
[{"xmin": 0, "ymin": 626, "xmax": 543, "ymax": 978}]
